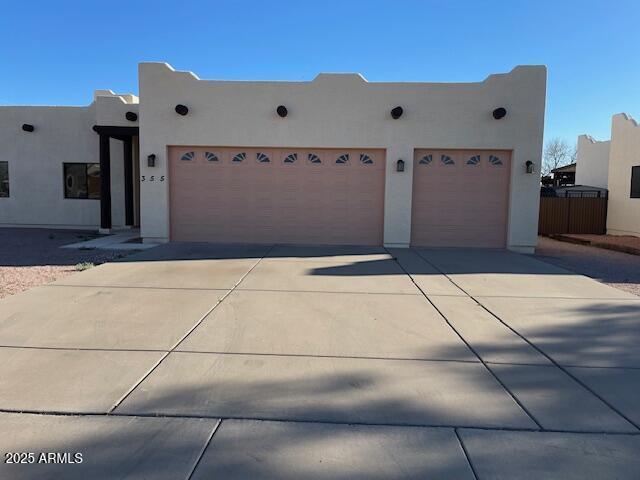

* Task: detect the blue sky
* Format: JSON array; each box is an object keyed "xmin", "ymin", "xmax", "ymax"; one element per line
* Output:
[{"xmin": 1, "ymin": 0, "xmax": 638, "ymax": 143}]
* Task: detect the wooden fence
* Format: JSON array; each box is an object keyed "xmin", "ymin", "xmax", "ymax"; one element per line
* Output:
[{"xmin": 538, "ymin": 195, "xmax": 608, "ymax": 235}]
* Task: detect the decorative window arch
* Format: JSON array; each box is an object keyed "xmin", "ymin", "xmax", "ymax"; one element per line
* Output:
[
  {"xmin": 419, "ymin": 154, "xmax": 433, "ymax": 165},
  {"xmin": 308, "ymin": 153, "xmax": 321, "ymax": 164},
  {"xmin": 256, "ymin": 152, "xmax": 270, "ymax": 163},
  {"xmin": 336, "ymin": 154, "xmax": 349, "ymax": 164},
  {"xmin": 204, "ymin": 152, "xmax": 219, "ymax": 162},
  {"xmin": 232, "ymin": 152, "xmax": 246, "ymax": 163},
  {"xmin": 488, "ymin": 155, "xmax": 503, "ymax": 166},
  {"xmin": 441, "ymin": 154, "xmax": 454, "ymax": 166},
  {"xmin": 360, "ymin": 154, "xmax": 374, "ymax": 165},
  {"xmin": 467, "ymin": 155, "xmax": 481, "ymax": 165},
  {"xmin": 283, "ymin": 153, "xmax": 297, "ymax": 164},
  {"xmin": 180, "ymin": 151, "xmax": 195, "ymax": 162}
]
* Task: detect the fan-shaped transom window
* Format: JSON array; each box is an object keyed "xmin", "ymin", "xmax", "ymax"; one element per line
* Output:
[
  {"xmin": 336, "ymin": 154, "xmax": 349, "ymax": 164},
  {"xmin": 180, "ymin": 151, "xmax": 195, "ymax": 162},
  {"xmin": 308, "ymin": 153, "xmax": 321, "ymax": 164},
  {"xmin": 283, "ymin": 153, "xmax": 297, "ymax": 164},
  {"xmin": 256, "ymin": 152, "xmax": 270, "ymax": 163},
  {"xmin": 232, "ymin": 152, "xmax": 246, "ymax": 163},
  {"xmin": 360, "ymin": 154, "xmax": 374, "ymax": 165},
  {"xmin": 467, "ymin": 155, "xmax": 481, "ymax": 165},
  {"xmin": 441, "ymin": 154, "xmax": 454, "ymax": 165},
  {"xmin": 488, "ymin": 155, "xmax": 503, "ymax": 166},
  {"xmin": 204, "ymin": 152, "xmax": 219, "ymax": 162},
  {"xmin": 419, "ymin": 154, "xmax": 433, "ymax": 165}
]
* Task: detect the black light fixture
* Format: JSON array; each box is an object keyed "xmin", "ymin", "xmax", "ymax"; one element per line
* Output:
[
  {"xmin": 276, "ymin": 105, "xmax": 288, "ymax": 117},
  {"xmin": 147, "ymin": 154, "xmax": 156, "ymax": 167},
  {"xmin": 175, "ymin": 104, "xmax": 189, "ymax": 116},
  {"xmin": 22, "ymin": 123, "xmax": 35, "ymax": 132},
  {"xmin": 125, "ymin": 111, "xmax": 138, "ymax": 122},
  {"xmin": 391, "ymin": 106, "xmax": 404, "ymax": 119},
  {"xmin": 525, "ymin": 160, "xmax": 535, "ymax": 174},
  {"xmin": 396, "ymin": 159, "xmax": 405, "ymax": 172},
  {"xmin": 492, "ymin": 107, "xmax": 507, "ymax": 119}
]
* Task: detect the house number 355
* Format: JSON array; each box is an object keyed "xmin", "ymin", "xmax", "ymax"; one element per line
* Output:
[{"xmin": 140, "ymin": 175, "xmax": 165, "ymax": 182}]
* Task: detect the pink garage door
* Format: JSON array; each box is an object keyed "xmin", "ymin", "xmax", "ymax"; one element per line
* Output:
[
  {"xmin": 411, "ymin": 149, "xmax": 511, "ymax": 248},
  {"xmin": 169, "ymin": 147, "xmax": 386, "ymax": 245}
]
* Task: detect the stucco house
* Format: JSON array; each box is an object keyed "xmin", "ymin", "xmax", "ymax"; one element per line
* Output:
[
  {"xmin": 575, "ymin": 113, "xmax": 640, "ymax": 237},
  {"xmin": 575, "ymin": 135, "xmax": 610, "ymax": 189},
  {"xmin": 0, "ymin": 63, "xmax": 546, "ymax": 252},
  {"xmin": 550, "ymin": 163, "xmax": 576, "ymax": 187}
]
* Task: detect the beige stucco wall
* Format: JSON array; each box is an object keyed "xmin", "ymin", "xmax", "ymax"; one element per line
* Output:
[
  {"xmin": 0, "ymin": 92, "xmax": 133, "ymax": 229},
  {"xmin": 138, "ymin": 63, "xmax": 546, "ymax": 251},
  {"xmin": 575, "ymin": 135, "xmax": 610, "ymax": 189},
  {"xmin": 607, "ymin": 113, "xmax": 640, "ymax": 236},
  {"xmin": 95, "ymin": 90, "xmax": 139, "ymax": 127}
]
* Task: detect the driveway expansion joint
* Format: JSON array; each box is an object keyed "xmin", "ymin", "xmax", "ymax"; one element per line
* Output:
[
  {"xmin": 0, "ymin": 344, "xmax": 170, "ymax": 353},
  {"xmin": 455, "ymin": 428, "xmax": 479, "ymax": 480},
  {"xmin": 413, "ymin": 249, "xmax": 640, "ymax": 433},
  {"xmin": 186, "ymin": 419, "xmax": 221, "ymax": 480},
  {"xmin": 108, "ymin": 244, "xmax": 276, "ymax": 414},
  {"xmin": 2, "ymin": 408, "xmax": 640, "ymax": 436},
  {"xmin": 44, "ymin": 283, "xmax": 233, "ymax": 292},
  {"xmin": 385, "ymin": 247, "xmax": 545, "ymax": 430},
  {"xmin": 171, "ymin": 350, "xmax": 482, "ymax": 364}
]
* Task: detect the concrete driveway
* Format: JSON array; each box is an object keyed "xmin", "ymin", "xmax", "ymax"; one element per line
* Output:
[{"xmin": 0, "ymin": 244, "xmax": 639, "ymax": 479}]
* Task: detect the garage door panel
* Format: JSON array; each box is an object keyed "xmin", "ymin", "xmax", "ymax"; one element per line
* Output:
[
  {"xmin": 170, "ymin": 147, "xmax": 385, "ymax": 245},
  {"xmin": 411, "ymin": 149, "xmax": 510, "ymax": 248}
]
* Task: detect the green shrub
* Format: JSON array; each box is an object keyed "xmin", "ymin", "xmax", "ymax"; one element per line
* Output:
[{"xmin": 75, "ymin": 262, "xmax": 94, "ymax": 271}]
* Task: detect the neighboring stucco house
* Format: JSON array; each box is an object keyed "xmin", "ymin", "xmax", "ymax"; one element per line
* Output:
[
  {"xmin": 0, "ymin": 63, "xmax": 547, "ymax": 252},
  {"xmin": 550, "ymin": 163, "xmax": 576, "ymax": 187},
  {"xmin": 576, "ymin": 113, "xmax": 640, "ymax": 237},
  {"xmin": 0, "ymin": 91, "xmax": 140, "ymax": 229},
  {"xmin": 608, "ymin": 114, "xmax": 640, "ymax": 236},
  {"xmin": 575, "ymin": 135, "xmax": 610, "ymax": 189}
]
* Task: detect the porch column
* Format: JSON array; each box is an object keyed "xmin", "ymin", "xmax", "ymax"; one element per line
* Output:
[
  {"xmin": 99, "ymin": 133, "xmax": 112, "ymax": 231},
  {"xmin": 123, "ymin": 137, "xmax": 134, "ymax": 226}
]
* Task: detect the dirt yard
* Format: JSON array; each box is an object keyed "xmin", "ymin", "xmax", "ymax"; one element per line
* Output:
[
  {"xmin": 0, "ymin": 228, "xmax": 132, "ymax": 298},
  {"xmin": 536, "ymin": 236, "xmax": 640, "ymax": 297}
]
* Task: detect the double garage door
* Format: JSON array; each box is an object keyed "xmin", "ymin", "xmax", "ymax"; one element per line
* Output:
[
  {"xmin": 169, "ymin": 146, "xmax": 510, "ymax": 247},
  {"xmin": 169, "ymin": 147, "xmax": 386, "ymax": 245}
]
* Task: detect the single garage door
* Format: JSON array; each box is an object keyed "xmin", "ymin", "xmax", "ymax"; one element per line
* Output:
[
  {"xmin": 411, "ymin": 149, "xmax": 511, "ymax": 248},
  {"xmin": 169, "ymin": 147, "xmax": 386, "ymax": 245}
]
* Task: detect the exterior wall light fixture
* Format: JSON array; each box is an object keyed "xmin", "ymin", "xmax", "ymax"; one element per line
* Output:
[
  {"xmin": 22, "ymin": 123, "xmax": 35, "ymax": 132},
  {"xmin": 147, "ymin": 154, "xmax": 156, "ymax": 167},
  {"xmin": 391, "ymin": 106, "xmax": 404, "ymax": 119},
  {"xmin": 525, "ymin": 160, "xmax": 535, "ymax": 174},
  {"xmin": 396, "ymin": 159, "xmax": 405, "ymax": 172},
  {"xmin": 125, "ymin": 111, "xmax": 138, "ymax": 122},
  {"xmin": 492, "ymin": 107, "xmax": 507, "ymax": 119},
  {"xmin": 175, "ymin": 104, "xmax": 189, "ymax": 116},
  {"xmin": 276, "ymin": 105, "xmax": 288, "ymax": 117}
]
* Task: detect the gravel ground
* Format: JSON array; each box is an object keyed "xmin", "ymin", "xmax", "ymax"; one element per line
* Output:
[
  {"xmin": 563, "ymin": 233, "xmax": 640, "ymax": 248},
  {"xmin": 535, "ymin": 236, "xmax": 640, "ymax": 297},
  {"xmin": 553, "ymin": 233, "xmax": 640, "ymax": 254},
  {"xmin": 0, "ymin": 228, "xmax": 133, "ymax": 298}
]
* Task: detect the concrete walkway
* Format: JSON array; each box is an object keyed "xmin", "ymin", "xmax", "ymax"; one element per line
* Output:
[
  {"xmin": 0, "ymin": 243, "xmax": 638, "ymax": 478},
  {"xmin": 61, "ymin": 228, "xmax": 156, "ymax": 251}
]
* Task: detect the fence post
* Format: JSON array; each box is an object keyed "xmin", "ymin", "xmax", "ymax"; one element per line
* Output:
[{"xmin": 566, "ymin": 196, "xmax": 571, "ymax": 233}]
